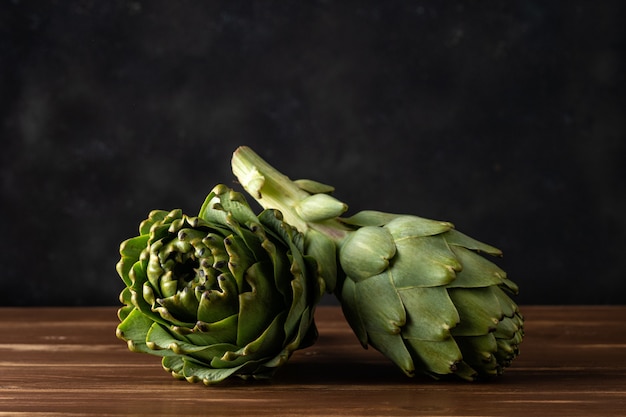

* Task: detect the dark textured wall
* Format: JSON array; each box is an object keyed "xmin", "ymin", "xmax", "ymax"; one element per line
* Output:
[{"xmin": 2, "ymin": 1, "xmax": 624, "ymax": 306}]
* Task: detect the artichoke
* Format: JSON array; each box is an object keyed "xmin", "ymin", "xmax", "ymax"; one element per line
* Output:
[
  {"xmin": 115, "ymin": 184, "xmax": 324, "ymax": 385},
  {"xmin": 231, "ymin": 146, "xmax": 523, "ymax": 381},
  {"xmin": 335, "ymin": 211, "xmax": 523, "ymax": 380}
]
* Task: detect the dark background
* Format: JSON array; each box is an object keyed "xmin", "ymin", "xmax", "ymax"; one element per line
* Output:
[{"xmin": 2, "ymin": 1, "xmax": 624, "ymax": 306}]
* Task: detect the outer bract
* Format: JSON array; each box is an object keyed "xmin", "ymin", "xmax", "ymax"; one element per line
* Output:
[{"xmin": 115, "ymin": 185, "xmax": 324, "ymax": 385}]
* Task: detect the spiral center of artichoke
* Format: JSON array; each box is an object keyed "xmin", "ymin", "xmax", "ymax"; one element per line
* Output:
[
  {"xmin": 151, "ymin": 232, "xmax": 210, "ymax": 300},
  {"xmin": 169, "ymin": 252, "xmax": 200, "ymax": 286}
]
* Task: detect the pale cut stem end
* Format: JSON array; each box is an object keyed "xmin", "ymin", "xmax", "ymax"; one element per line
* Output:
[{"xmin": 231, "ymin": 146, "xmax": 351, "ymax": 243}]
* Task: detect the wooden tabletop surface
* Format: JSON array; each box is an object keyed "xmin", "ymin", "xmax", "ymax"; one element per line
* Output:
[{"xmin": 1, "ymin": 305, "xmax": 625, "ymax": 416}]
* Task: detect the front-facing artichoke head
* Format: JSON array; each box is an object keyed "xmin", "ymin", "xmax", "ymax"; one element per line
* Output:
[
  {"xmin": 115, "ymin": 184, "xmax": 324, "ymax": 385},
  {"xmin": 337, "ymin": 211, "xmax": 524, "ymax": 381}
]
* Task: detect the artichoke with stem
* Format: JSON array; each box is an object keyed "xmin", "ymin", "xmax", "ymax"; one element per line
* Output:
[
  {"xmin": 115, "ymin": 184, "xmax": 324, "ymax": 384},
  {"xmin": 231, "ymin": 146, "xmax": 523, "ymax": 380}
]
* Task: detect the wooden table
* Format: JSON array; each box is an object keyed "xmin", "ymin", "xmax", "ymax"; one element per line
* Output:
[{"xmin": 1, "ymin": 306, "xmax": 625, "ymax": 416}]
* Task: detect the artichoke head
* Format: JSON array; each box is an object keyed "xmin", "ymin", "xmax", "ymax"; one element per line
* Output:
[
  {"xmin": 115, "ymin": 184, "xmax": 324, "ymax": 385},
  {"xmin": 231, "ymin": 145, "xmax": 524, "ymax": 381},
  {"xmin": 337, "ymin": 210, "xmax": 524, "ymax": 380}
]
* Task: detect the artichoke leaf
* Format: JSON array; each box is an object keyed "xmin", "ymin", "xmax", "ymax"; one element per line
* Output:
[
  {"xmin": 146, "ymin": 322, "xmax": 240, "ymax": 362},
  {"xmin": 495, "ymin": 326, "xmax": 522, "ymax": 362},
  {"xmin": 391, "ymin": 235, "xmax": 460, "ymax": 288},
  {"xmin": 304, "ymin": 229, "xmax": 337, "ymax": 292},
  {"xmin": 255, "ymin": 349, "xmax": 291, "ymax": 372},
  {"xmin": 236, "ymin": 262, "xmax": 284, "ymax": 347},
  {"xmin": 282, "ymin": 261, "xmax": 307, "ymax": 337},
  {"xmin": 139, "ymin": 210, "xmax": 169, "ymax": 235},
  {"xmin": 259, "ymin": 209, "xmax": 305, "ymax": 251},
  {"xmin": 241, "ymin": 311, "xmax": 288, "ymax": 358},
  {"xmin": 385, "ymin": 215, "xmax": 454, "ymax": 239},
  {"xmin": 398, "ymin": 286, "xmax": 460, "ymax": 341},
  {"xmin": 355, "ymin": 273, "xmax": 406, "ymax": 336},
  {"xmin": 281, "ymin": 305, "xmax": 317, "ymax": 354},
  {"xmin": 158, "ymin": 271, "xmax": 179, "ymax": 299},
  {"xmin": 200, "ymin": 233, "xmax": 230, "ymax": 271},
  {"xmin": 117, "ymin": 257, "xmax": 138, "ymax": 289},
  {"xmin": 445, "ymin": 245, "xmax": 507, "ymax": 289},
  {"xmin": 223, "ymin": 234, "xmax": 256, "ymax": 292},
  {"xmin": 196, "ymin": 275, "xmax": 239, "ymax": 324},
  {"xmin": 339, "ymin": 278, "xmax": 368, "ymax": 347},
  {"xmin": 189, "ymin": 314, "xmax": 238, "ymax": 346},
  {"xmin": 295, "ymin": 193, "xmax": 348, "ymax": 222},
  {"xmin": 117, "ymin": 289, "xmax": 134, "ymax": 321},
  {"xmin": 368, "ymin": 330, "xmax": 415, "ymax": 377},
  {"xmin": 155, "ymin": 286, "xmax": 200, "ymax": 327},
  {"xmin": 404, "ymin": 337, "xmax": 463, "ymax": 376},
  {"xmin": 448, "ymin": 287, "xmax": 503, "ymax": 336},
  {"xmin": 453, "ymin": 361, "xmax": 480, "ymax": 381},
  {"xmin": 341, "ymin": 210, "xmax": 399, "ymax": 227},
  {"xmin": 119, "ymin": 234, "xmax": 149, "ymax": 261},
  {"xmin": 198, "ymin": 191, "xmax": 231, "ymax": 228},
  {"xmin": 129, "ymin": 259, "xmax": 149, "ymax": 294},
  {"xmin": 493, "ymin": 285, "xmax": 520, "ymax": 318},
  {"xmin": 117, "ymin": 309, "xmax": 174, "ymax": 356},
  {"xmin": 500, "ymin": 278, "xmax": 520, "ymax": 295},
  {"xmin": 294, "ymin": 178, "xmax": 335, "ymax": 194},
  {"xmin": 229, "ymin": 218, "xmax": 269, "ymax": 260},
  {"xmin": 161, "ymin": 355, "xmax": 186, "ymax": 379},
  {"xmin": 299, "ymin": 311, "xmax": 320, "ymax": 350},
  {"xmin": 182, "ymin": 357, "xmax": 250, "ymax": 385},
  {"xmin": 176, "ymin": 228, "xmax": 211, "ymax": 255},
  {"xmin": 215, "ymin": 185, "xmax": 261, "ymax": 227},
  {"xmin": 493, "ymin": 315, "xmax": 522, "ymax": 340},
  {"xmin": 145, "ymin": 242, "xmax": 166, "ymax": 291},
  {"xmin": 214, "ymin": 312, "xmax": 288, "ymax": 368},
  {"xmin": 116, "ymin": 256, "xmax": 140, "ymax": 288},
  {"xmin": 148, "ymin": 222, "xmax": 174, "ymax": 244},
  {"xmin": 127, "ymin": 262, "xmax": 170, "ymax": 326},
  {"xmin": 455, "ymin": 334, "xmax": 500, "ymax": 376},
  {"xmin": 443, "ymin": 229, "xmax": 503, "ymax": 256},
  {"xmin": 340, "ymin": 226, "xmax": 396, "ymax": 282},
  {"xmin": 199, "ymin": 185, "xmax": 259, "ymax": 230},
  {"xmin": 161, "ymin": 355, "xmax": 250, "ymax": 385},
  {"xmin": 256, "ymin": 213, "xmax": 294, "ymax": 299}
]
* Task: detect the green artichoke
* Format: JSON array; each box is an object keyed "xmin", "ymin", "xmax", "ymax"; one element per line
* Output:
[
  {"xmin": 115, "ymin": 184, "xmax": 324, "ymax": 385},
  {"xmin": 335, "ymin": 211, "xmax": 523, "ymax": 380},
  {"xmin": 231, "ymin": 146, "xmax": 524, "ymax": 381}
]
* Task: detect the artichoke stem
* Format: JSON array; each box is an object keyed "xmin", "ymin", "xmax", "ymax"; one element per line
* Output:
[{"xmin": 231, "ymin": 146, "xmax": 351, "ymax": 244}]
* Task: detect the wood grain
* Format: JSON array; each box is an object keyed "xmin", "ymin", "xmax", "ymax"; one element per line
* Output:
[{"xmin": 1, "ymin": 306, "xmax": 625, "ymax": 416}]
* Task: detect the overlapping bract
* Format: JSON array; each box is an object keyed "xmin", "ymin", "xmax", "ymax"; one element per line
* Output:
[
  {"xmin": 115, "ymin": 185, "xmax": 324, "ymax": 385},
  {"xmin": 337, "ymin": 211, "xmax": 524, "ymax": 380}
]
